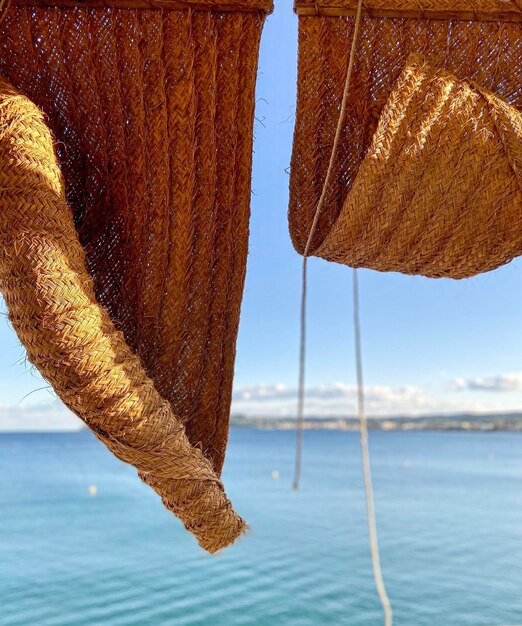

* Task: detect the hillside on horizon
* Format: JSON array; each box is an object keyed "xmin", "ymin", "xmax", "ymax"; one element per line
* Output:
[{"xmin": 231, "ymin": 412, "xmax": 522, "ymax": 431}]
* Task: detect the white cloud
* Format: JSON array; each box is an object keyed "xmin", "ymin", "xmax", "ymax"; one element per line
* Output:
[
  {"xmin": 231, "ymin": 382, "xmax": 498, "ymax": 418},
  {"xmin": 0, "ymin": 400, "xmax": 83, "ymax": 432},
  {"xmin": 450, "ymin": 372, "xmax": 522, "ymax": 392}
]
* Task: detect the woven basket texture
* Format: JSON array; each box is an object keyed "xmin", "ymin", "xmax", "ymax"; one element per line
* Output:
[
  {"xmin": 289, "ymin": 0, "xmax": 522, "ymax": 278},
  {"xmin": 0, "ymin": 2, "xmax": 269, "ymax": 551}
]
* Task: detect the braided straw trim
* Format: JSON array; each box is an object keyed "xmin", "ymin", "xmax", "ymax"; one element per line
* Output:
[
  {"xmin": 11, "ymin": 0, "xmax": 274, "ymax": 12},
  {"xmin": 0, "ymin": 76, "xmax": 246, "ymax": 553},
  {"xmin": 295, "ymin": 0, "xmax": 522, "ymax": 21},
  {"xmin": 314, "ymin": 54, "xmax": 522, "ymax": 278}
]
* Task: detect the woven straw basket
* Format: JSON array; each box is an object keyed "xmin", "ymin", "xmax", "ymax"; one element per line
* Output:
[
  {"xmin": 0, "ymin": 0, "xmax": 272, "ymax": 552},
  {"xmin": 290, "ymin": 0, "xmax": 522, "ymax": 278}
]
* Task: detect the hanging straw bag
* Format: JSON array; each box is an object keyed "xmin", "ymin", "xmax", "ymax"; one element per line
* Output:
[{"xmin": 0, "ymin": 0, "xmax": 272, "ymax": 552}]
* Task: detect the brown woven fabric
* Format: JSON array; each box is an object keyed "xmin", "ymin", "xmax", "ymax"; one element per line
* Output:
[
  {"xmin": 290, "ymin": 0, "xmax": 522, "ymax": 278},
  {"xmin": 0, "ymin": 1, "xmax": 270, "ymax": 551}
]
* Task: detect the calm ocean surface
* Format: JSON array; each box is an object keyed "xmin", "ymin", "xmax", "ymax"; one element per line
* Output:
[{"xmin": 1, "ymin": 429, "xmax": 521, "ymax": 626}]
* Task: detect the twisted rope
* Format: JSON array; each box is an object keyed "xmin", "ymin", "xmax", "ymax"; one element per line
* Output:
[{"xmin": 353, "ymin": 269, "xmax": 393, "ymax": 626}]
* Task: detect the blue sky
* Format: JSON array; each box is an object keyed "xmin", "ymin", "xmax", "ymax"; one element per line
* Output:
[{"xmin": 1, "ymin": 5, "xmax": 522, "ymax": 430}]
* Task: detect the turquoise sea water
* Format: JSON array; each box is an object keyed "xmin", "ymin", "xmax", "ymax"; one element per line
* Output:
[{"xmin": 1, "ymin": 429, "xmax": 521, "ymax": 626}]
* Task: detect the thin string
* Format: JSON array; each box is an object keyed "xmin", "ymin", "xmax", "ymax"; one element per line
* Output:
[
  {"xmin": 292, "ymin": 255, "xmax": 307, "ymax": 489},
  {"xmin": 291, "ymin": 2, "xmax": 393, "ymax": 623},
  {"xmin": 292, "ymin": 0, "xmax": 364, "ymax": 491},
  {"xmin": 353, "ymin": 268, "xmax": 393, "ymax": 626}
]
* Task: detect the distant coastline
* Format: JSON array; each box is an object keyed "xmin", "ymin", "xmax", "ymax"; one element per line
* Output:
[
  {"xmin": 230, "ymin": 413, "xmax": 522, "ymax": 432},
  {"xmin": 3, "ymin": 413, "xmax": 522, "ymax": 434}
]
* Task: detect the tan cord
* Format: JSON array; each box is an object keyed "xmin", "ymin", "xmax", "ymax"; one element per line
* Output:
[
  {"xmin": 353, "ymin": 269, "xmax": 393, "ymax": 626},
  {"xmin": 292, "ymin": 255, "xmax": 307, "ymax": 490},
  {"xmin": 292, "ymin": 0, "xmax": 364, "ymax": 491}
]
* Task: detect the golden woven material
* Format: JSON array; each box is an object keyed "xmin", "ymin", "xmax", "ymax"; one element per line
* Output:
[
  {"xmin": 0, "ymin": 0, "xmax": 270, "ymax": 551},
  {"xmin": 289, "ymin": 0, "xmax": 522, "ymax": 278}
]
